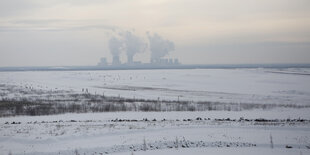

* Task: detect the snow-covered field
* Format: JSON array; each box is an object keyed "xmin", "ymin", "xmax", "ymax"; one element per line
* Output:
[
  {"xmin": 0, "ymin": 68, "xmax": 310, "ymax": 154},
  {"xmin": 1, "ymin": 68, "xmax": 310, "ymax": 105},
  {"xmin": 0, "ymin": 111, "xmax": 309, "ymax": 155}
]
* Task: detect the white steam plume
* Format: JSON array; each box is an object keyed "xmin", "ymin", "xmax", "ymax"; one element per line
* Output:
[
  {"xmin": 147, "ymin": 32, "xmax": 174, "ymax": 61},
  {"xmin": 108, "ymin": 37, "xmax": 123, "ymax": 57},
  {"xmin": 120, "ymin": 31, "xmax": 147, "ymax": 63}
]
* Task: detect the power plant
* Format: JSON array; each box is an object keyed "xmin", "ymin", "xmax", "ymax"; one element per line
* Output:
[
  {"xmin": 97, "ymin": 32, "xmax": 180, "ymax": 67},
  {"xmin": 98, "ymin": 57, "xmax": 180, "ymax": 67}
]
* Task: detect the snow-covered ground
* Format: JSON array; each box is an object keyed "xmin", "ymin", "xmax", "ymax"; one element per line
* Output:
[
  {"xmin": 0, "ymin": 111, "xmax": 309, "ymax": 155},
  {"xmin": 0, "ymin": 68, "xmax": 310, "ymax": 154},
  {"xmin": 114, "ymin": 148, "xmax": 309, "ymax": 155},
  {"xmin": 0, "ymin": 68, "xmax": 310, "ymax": 105}
]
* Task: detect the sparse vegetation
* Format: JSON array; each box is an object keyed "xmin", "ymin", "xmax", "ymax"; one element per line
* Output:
[
  {"xmin": 270, "ymin": 134, "xmax": 274, "ymax": 149},
  {"xmin": 1, "ymin": 92, "xmax": 309, "ymax": 117}
]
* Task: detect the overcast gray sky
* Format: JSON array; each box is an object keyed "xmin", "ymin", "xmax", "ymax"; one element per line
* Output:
[{"xmin": 0, "ymin": 0, "xmax": 310, "ymax": 67}]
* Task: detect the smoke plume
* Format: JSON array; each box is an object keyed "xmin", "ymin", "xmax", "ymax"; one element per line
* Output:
[
  {"xmin": 120, "ymin": 31, "xmax": 147, "ymax": 63},
  {"xmin": 147, "ymin": 33, "xmax": 175, "ymax": 62},
  {"xmin": 108, "ymin": 37, "xmax": 123, "ymax": 57}
]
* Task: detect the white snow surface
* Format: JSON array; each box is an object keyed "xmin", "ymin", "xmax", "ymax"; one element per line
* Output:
[
  {"xmin": 0, "ymin": 111, "xmax": 309, "ymax": 155},
  {"xmin": 114, "ymin": 148, "xmax": 310, "ymax": 155},
  {"xmin": 1, "ymin": 68, "xmax": 310, "ymax": 104},
  {"xmin": 1, "ymin": 68, "xmax": 310, "ymax": 154}
]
